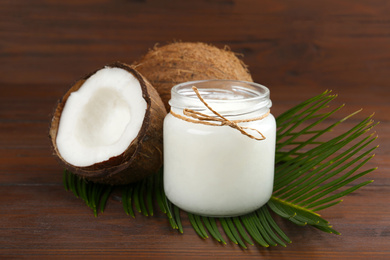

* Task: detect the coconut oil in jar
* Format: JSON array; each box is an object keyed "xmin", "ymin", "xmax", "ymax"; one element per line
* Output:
[{"xmin": 163, "ymin": 80, "xmax": 276, "ymax": 217}]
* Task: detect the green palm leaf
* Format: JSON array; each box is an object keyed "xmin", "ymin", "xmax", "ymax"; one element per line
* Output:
[
  {"xmin": 63, "ymin": 91, "xmax": 378, "ymax": 248},
  {"xmin": 269, "ymin": 91, "xmax": 377, "ymax": 236}
]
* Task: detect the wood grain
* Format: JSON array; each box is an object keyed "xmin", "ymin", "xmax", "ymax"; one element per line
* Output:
[{"xmin": 0, "ymin": 0, "xmax": 389, "ymax": 259}]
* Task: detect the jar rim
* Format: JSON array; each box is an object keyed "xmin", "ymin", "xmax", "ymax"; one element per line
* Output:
[
  {"xmin": 169, "ymin": 80, "xmax": 271, "ymax": 115},
  {"xmin": 171, "ymin": 79, "xmax": 269, "ymax": 101}
]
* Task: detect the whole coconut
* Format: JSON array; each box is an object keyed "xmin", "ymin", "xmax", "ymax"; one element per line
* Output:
[{"xmin": 134, "ymin": 42, "xmax": 253, "ymax": 109}]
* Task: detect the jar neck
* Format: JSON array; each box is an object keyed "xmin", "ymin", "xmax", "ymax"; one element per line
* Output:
[{"xmin": 169, "ymin": 80, "xmax": 272, "ymax": 120}]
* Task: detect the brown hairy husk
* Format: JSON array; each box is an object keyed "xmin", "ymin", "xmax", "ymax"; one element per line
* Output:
[{"xmin": 134, "ymin": 42, "xmax": 253, "ymax": 110}]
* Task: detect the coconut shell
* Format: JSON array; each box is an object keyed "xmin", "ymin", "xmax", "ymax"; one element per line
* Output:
[
  {"xmin": 49, "ymin": 62, "xmax": 167, "ymax": 185},
  {"xmin": 134, "ymin": 42, "xmax": 253, "ymax": 110}
]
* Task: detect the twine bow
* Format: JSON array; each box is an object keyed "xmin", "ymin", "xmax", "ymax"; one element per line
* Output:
[{"xmin": 170, "ymin": 86, "xmax": 270, "ymax": 141}]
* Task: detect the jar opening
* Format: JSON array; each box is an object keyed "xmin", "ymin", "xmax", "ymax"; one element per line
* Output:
[{"xmin": 169, "ymin": 80, "xmax": 272, "ymax": 116}]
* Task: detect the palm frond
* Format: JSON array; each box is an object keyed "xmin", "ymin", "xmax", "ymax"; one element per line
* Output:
[
  {"xmin": 270, "ymin": 91, "xmax": 378, "ymax": 234},
  {"xmin": 62, "ymin": 90, "xmax": 377, "ymax": 249},
  {"xmin": 63, "ymin": 169, "xmax": 113, "ymax": 217}
]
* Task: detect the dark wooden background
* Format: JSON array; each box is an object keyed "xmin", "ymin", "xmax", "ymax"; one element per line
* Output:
[{"xmin": 1, "ymin": 0, "xmax": 389, "ymax": 259}]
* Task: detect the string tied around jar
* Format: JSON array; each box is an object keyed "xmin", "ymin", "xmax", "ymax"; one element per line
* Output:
[{"xmin": 170, "ymin": 86, "xmax": 270, "ymax": 141}]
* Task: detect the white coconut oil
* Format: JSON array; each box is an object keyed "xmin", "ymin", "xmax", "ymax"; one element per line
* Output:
[{"xmin": 163, "ymin": 80, "xmax": 276, "ymax": 217}]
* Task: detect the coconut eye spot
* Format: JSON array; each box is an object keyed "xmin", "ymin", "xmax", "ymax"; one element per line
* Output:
[{"xmin": 75, "ymin": 87, "xmax": 131, "ymax": 147}]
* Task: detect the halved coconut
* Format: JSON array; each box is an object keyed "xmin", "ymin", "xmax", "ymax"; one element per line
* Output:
[{"xmin": 49, "ymin": 62, "xmax": 167, "ymax": 185}]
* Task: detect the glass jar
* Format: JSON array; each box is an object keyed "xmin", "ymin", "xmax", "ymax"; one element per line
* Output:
[{"xmin": 163, "ymin": 80, "xmax": 276, "ymax": 217}]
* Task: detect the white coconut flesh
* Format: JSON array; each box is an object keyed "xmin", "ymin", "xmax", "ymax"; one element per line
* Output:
[{"xmin": 56, "ymin": 67, "xmax": 147, "ymax": 167}]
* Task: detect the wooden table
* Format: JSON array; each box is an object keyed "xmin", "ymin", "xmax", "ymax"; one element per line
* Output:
[{"xmin": 1, "ymin": 1, "xmax": 389, "ymax": 259}]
